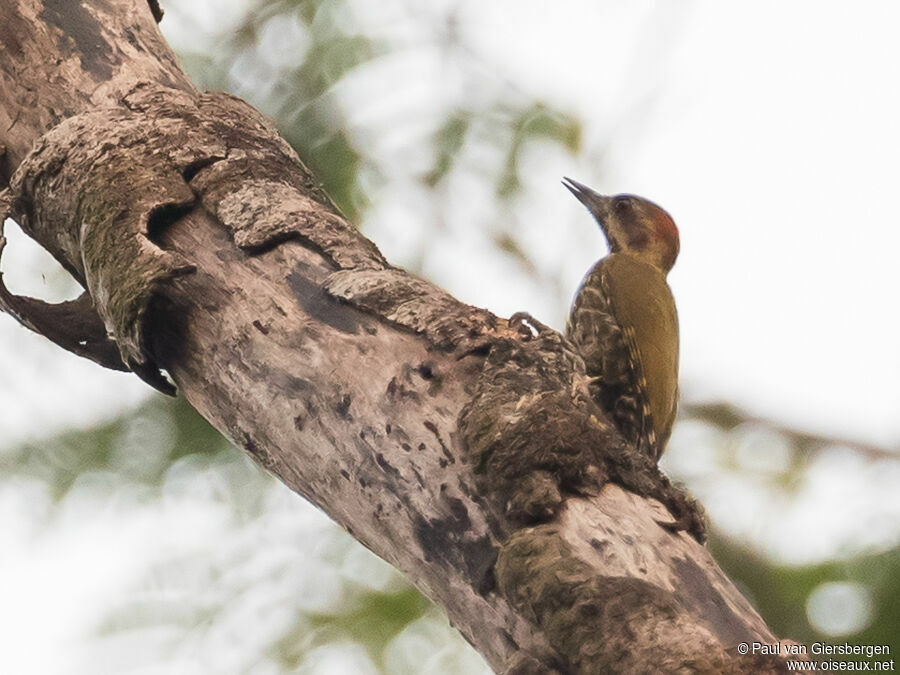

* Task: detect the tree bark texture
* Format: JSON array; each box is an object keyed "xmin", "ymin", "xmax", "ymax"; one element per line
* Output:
[{"xmin": 0, "ymin": 1, "xmax": 799, "ymax": 672}]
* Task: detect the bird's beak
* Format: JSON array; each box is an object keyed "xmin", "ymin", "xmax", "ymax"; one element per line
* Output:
[{"xmin": 562, "ymin": 177, "xmax": 613, "ymax": 233}]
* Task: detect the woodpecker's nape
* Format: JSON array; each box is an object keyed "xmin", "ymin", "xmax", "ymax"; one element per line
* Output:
[{"xmin": 562, "ymin": 177, "xmax": 679, "ymax": 272}]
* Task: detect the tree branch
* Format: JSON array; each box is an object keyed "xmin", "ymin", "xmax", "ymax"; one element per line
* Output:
[{"xmin": 0, "ymin": 1, "xmax": 800, "ymax": 671}]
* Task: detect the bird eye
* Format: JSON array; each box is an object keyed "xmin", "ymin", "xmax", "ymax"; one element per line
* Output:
[{"xmin": 614, "ymin": 197, "xmax": 632, "ymax": 212}]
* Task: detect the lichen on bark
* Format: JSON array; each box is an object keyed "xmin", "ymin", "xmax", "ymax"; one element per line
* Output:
[
  {"xmin": 457, "ymin": 314, "xmax": 706, "ymax": 541},
  {"xmin": 0, "ymin": 83, "xmax": 384, "ymax": 391}
]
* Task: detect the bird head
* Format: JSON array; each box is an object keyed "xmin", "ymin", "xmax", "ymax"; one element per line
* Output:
[{"xmin": 562, "ymin": 177, "xmax": 679, "ymax": 272}]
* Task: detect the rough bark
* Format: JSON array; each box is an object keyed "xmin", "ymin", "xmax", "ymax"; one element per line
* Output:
[{"xmin": 0, "ymin": 1, "xmax": 800, "ymax": 672}]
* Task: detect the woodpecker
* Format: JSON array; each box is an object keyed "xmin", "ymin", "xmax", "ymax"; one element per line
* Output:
[{"xmin": 562, "ymin": 178, "xmax": 680, "ymax": 461}]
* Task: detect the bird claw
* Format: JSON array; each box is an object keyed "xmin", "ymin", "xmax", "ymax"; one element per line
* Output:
[{"xmin": 509, "ymin": 312, "xmax": 550, "ymax": 340}]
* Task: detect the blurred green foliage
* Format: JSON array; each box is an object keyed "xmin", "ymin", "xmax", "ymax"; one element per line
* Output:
[
  {"xmin": 495, "ymin": 103, "xmax": 582, "ymax": 198},
  {"xmin": 424, "ymin": 112, "xmax": 471, "ymax": 188},
  {"xmin": 274, "ymin": 588, "xmax": 431, "ymax": 669},
  {"xmin": 713, "ymin": 542, "xmax": 900, "ymax": 658},
  {"xmin": 0, "ymin": 395, "xmax": 224, "ymax": 500},
  {"xmin": 169, "ymin": 0, "xmax": 584, "ymax": 235},
  {"xmin": 174, "ymin": 0, "xmax": 385, "ymax": 219}
]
